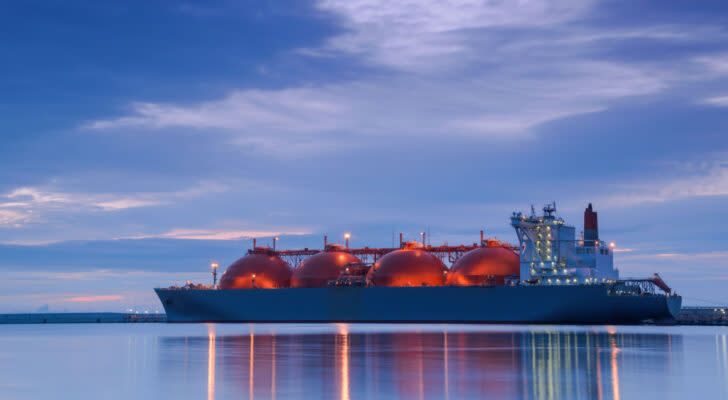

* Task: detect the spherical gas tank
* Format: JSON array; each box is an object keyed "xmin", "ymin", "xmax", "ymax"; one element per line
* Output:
[
  {"xmin": 219, "ymin": 251, "xmax": 291, "ymax": 289},
  {"xmin": 367, "ymin": 246, "xmax": 447, "ymax": 287},
  {"xmin": 291, "ymin": 249, "xmax": 361, "ymax": 288},
  {"xmin": 447, "ymin": 247, "xmax": 519, "ymax": 286}
]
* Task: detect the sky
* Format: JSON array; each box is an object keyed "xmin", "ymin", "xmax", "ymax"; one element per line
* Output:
[{"xmin": 2, "ymin": 0, "xmax": 728, "ymax": 312}]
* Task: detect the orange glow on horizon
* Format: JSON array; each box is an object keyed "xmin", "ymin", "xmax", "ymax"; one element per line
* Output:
[{"xmin": 66, "ymin": 294, "xmax": 123, "ymax": 302}]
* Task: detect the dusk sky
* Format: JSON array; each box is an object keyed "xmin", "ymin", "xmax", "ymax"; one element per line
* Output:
[{"xmin": 2, "ymin": 0, "xmax": 728, "ymax": 312}]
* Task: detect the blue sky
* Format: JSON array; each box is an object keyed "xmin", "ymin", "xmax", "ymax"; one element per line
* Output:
[{"xmin": 2, "ymin": 0, "xmax": 728, "ymax": 312}]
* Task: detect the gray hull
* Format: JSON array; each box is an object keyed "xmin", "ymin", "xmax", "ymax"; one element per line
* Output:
[{"xmin": 156, "ymin": 285, "xmax": 682, "ymax": 324}]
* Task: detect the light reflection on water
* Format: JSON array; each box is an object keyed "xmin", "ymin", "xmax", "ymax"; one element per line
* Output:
[
  {"xmin": 207, "ymin": 325, "xmax": 215, "ymax": 400},
  {"xmin": 1, "ymin": 324, "xmax": 727, "ymax": 399}
]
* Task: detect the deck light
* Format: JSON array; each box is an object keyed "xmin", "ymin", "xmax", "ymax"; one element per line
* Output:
[{"xmin": 211, "ymin": 262, "xmax": 219, "ymax": 289}]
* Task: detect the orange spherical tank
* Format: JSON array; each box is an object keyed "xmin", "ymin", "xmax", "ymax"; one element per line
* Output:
[
  {"xmin": 291, "ymin": 251, "xmax": 362, "ymax": 288},
  {"xmin": 219, "ymin": 252, "xmax": 292, "ymax": 289},
  {"xmin": 367, "ymin": 248, "xmax": 447, "ymax": 287},
  {"xmin": 447, "ymin": 247, "xmax": 519, "ymax": 286}
]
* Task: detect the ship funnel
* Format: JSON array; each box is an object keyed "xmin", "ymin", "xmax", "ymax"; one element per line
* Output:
[{"xmin": 584, "ymin": 203, "xmax": 599, "ymax": 246}]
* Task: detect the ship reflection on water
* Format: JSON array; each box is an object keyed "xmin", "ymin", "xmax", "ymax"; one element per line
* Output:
[{"xmin": 162, "ymin": 325, "xmax": 683, "ymax": 400}]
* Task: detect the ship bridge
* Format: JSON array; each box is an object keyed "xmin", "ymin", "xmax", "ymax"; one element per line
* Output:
[{"xmin": 511, "ymin": 202, "xmax": 619, "ymax": 285}]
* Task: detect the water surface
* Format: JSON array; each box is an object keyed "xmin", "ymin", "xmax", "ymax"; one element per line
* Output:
[{"xmin": 0, "ymin": 324, "xmax": 726, "ymax": 399}]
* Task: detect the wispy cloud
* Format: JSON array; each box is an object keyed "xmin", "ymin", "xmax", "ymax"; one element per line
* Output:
[
  {"xmin": 313, "ymin": 0, "xmax": 728, "ymax": 77},
  {"xmin": 3, "ymin": 186, "xmax": 162, "ymax": 212},
  {"xmin": 627, "ymin": 251, "xmax": 728, "ymax": 260},
  {"xmin": 0, "ymin": 182, "xmax": 227, "ymax": 227},
  {"xmin": 312, "ymin": 0, "xmax": 595, "ymax": 71},
  {"xmin": 695, "ymin": 54, "xmax": 728, "ymax": 75},
  {"xmin": 87, "ymin": 90, "xmax": 347, "ymax": 133},
  {"xmin": 85, "ymin": 61, "xmax": 665, "ymax": 147},
  {"xmin": 2, "ymin": 269, "xmax": 211, "ymax": 283},
  {"xmin": 0, "ymin": 239, "xmax": 64, "ymax": 246},
  {"xmin": 125, "ymin": 227, "xmax": 312, "ymax": 240},
  {"xmin": 14, "ymin": 270, "xmax": 166, "ymax": 281},
  {"xmin": 0, "ymin": 209, "xmax": 32, "ymax": 227},
  {"xmin": 603, "ymin": 156, "xmax": 728, "ymax": 206},
  {"xmin": 701, "ymin": 96, "xmax": 728, "ymax": 107},
  {"xmin": 618, "ymin": 251, "xmax": 728, "ymax": 277},
  {"xmin": 85, "ymin": 0, "xmax": 706, "ymax": 154}
]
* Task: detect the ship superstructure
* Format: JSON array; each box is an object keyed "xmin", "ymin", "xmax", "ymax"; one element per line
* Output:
[{"xmin": 511, "ymin": 203, "xmax": 618, "ymax": 285}]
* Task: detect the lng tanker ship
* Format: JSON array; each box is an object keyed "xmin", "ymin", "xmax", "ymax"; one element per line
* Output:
[{"xmin": 156, "ymin": 203, "xmax": 682, "ymax": 324}]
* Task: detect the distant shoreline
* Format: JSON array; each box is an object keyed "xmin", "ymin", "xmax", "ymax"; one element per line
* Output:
[
  {"xmin": 2, "ymin": 309, "xmax": 726, "ymax": 325},
  {"xmin": 0, "ymin": 312, "xmax": 166, "ymax": 324}
]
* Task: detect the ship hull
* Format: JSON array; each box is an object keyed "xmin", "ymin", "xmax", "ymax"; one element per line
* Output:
[{"xmin": 156, "ymin": 285, "xmax": 682, "ymax": 324}]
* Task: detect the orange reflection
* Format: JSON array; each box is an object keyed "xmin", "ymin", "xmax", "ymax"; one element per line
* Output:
[
  {"xmin": 215, "ymin": 331, "xmax": 279, "ymax": 398},
  {"xmin": 250, "ymin": 332, "xmax": 255, "ymax": 400},
  {"xmin": 272, "ymin": 335, "xmax": 276, "ymax": 400},
  {"xmin": 443, "ymin": 332, "xmax": 449, "ymax": 400},
  {"xmin": 596, "ymin": 346, "xmax": 603, "ymax": 400},
  {"xmin": 418, "ymin": 334, "xmax": 424, "ymax": 400},
  {"xmin": 207, "ymin": 324, "xmax": 216, "ymax": 400},
  {"xmin": 336, "ymin": 323, "xmax": 350, "ymax": 400},
  {"xmin": 610, "ymin": 336, "xmax": 620, "ymax": 400}
]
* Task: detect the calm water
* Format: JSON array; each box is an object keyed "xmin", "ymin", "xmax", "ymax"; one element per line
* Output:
[{"xmin": 0, "ymin": 324, "xmax": 727, "ymax": 400}]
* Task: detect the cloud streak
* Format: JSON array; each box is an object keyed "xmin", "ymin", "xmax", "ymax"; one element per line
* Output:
[
  {"xmin": 0, "ymin": 182, "xmax": 227, "ymax": 227},
  {"xmin": 66, "ymin": 294, "xmax": 124, "ymax": 302},
  {"xmin": 86, "ymin": 61, "xmax": 665, "ymax": 147},
  {"xmin": 695, "ymin": 54, "xmax": 728, "ymax": 76},
  {"xmin": 313, "ymin": 0, "xmax": 595, "ymax": 71},
  {"xmin": 126, "ymin": 227, "xmax": 312, "ymax": 240},
  {"xmin": 0, "ymin": 209, "xmax": 31, "ymax": 227},
  {"xmin": 701, "ymin": 96, "xmax": 728, "ymax": 107},
  {"xmin": 603, "ymin": 156, "xmax": 728, "ymax": 206}
]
